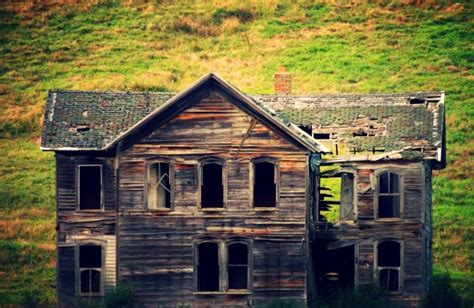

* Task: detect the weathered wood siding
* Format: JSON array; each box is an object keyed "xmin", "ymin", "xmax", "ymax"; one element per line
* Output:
[
  {"xmin": 313, "ymin": 161, "xmax": 429, "ymax": 304},
  {"xmin": 117, "ymin": 91, "xmax": 309, "ymax": 305},
  {"xmin": 55, "ymin": 154, "xmax": 117, "ymax": 303}
]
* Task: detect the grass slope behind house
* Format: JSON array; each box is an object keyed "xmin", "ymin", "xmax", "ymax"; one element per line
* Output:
[{"xmin": 0, "ymin": 0, "xmax": 472, "ymax": 305}]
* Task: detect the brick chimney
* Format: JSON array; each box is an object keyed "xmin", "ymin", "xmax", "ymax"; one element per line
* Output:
[{"xmin": 274, "ymin": 66, "xmax": 292, "ymax": 95}]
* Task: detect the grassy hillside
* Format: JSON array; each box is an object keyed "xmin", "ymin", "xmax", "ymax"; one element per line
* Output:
[{"xmin": 0, "ymin": 0, "xmax": 472, "ymax": 305}]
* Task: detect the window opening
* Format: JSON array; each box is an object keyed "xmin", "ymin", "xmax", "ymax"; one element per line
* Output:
[
  {"xmin": 253, "ymin": 161, "xmax": 276, "ymax": 207},
  {"xmin": 197, "ymin": 242, "xmax": 219, "ymax": 291},
  {"xmin": 201, "ymin": 163, "xmax": 224, "ymax": 208},
  {"xmin": 228, "ymin": 243, "xmax": 249, "ymax": 290},
  {"xmin": 79, "ymin": 166, "xmax": 101, "ymax": 210},
  {"xmin": 409, "ymin": 97, "xmax": 426, "ymax": 104},
  {"xmin": 352, "ymin": 130, "xmax": 368, "ymax": 137},
  {"xmin": 319, "ymin": 170, "xmax": 354, "ymax": 223},
  {"xmin": 79, "ymin": 245, "xmax": 102, "ymax": 294},
  {"xmin": 377, "ymin": 241, "xmax": 401, "ymax": 292},
  {"xmin": 378, "ymin": 172, "xmax": 401, "ymax": 218},
  {"xmin": 148, "ymin": 162, "xmax": 171, "ymax": 209}
]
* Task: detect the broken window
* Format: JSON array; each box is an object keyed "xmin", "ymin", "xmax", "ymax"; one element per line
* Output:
[
  {"xmin": 228, "ymin": 243, "xmax": 249, "ymax": 290},
  {"xmin": 378, "ymin": 171, "xmax": 401, "ymax": 218},
  {"xmin": 253, "ymin": 160, "xmax": 277, "ymax": 207},
  {"xmin": 79, "ymin": 245, "xmax": 102, "ymax": 295},
  {"xmin": 78, "ymin": 165, "xmax": 102, "ymax": 210},
  {"xmin": 147, "ymin": 162, "xmax": 171, "ymax": 209},
  {"xmin": 201, "ymin": 162, "xmax": 224, "ymax": 208},
  {"xmin": 377, "ymin": 241, "xmax": 401, "ymax": 292},
  {"xmin": 319, "ymin": 169, "xmax": 354, "ymax": 223},
  {"xmin": 197, "ymin": 242, "xmax": 219, "ymax": 292}
]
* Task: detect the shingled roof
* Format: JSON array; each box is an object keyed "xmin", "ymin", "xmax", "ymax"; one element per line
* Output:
[{"xmin": 41, "ymin": 75, "xmax": 445, "ymax": 165}]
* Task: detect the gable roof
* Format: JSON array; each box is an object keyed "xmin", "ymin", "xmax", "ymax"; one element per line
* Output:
[{"xmin": 41, "ymin": 73, "xmax": 328, "ymax": 153}]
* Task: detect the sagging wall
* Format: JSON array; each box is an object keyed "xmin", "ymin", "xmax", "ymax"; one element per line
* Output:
[
  {"xmin": 55, "ymin": 154, "xmax": 117, "ymax": 305},
  {"xmin": 117, "ymin": 90, "xmax": 309, "ymax": 305},
  {"xmin": 312, "ymin": 161, "xmax": 429, "ymax": 303}
]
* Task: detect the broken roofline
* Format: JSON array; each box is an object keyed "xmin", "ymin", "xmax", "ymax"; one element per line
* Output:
[{"xmin": 41, "ymin": 73, "xmax": 330, "ymax": 154}]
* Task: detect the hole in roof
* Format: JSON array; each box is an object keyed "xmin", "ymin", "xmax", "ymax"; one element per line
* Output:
[
  {"xmin": 353, "ymin": 130, "xmax": 367, "ymax": 137},
  {"xmin": 314, "ymin": 133, "xmax": 331, "ymax": 140},
  {"xmin": 77, "ymin": 125, "xmax": 90, "ymax": 132},
  {"xmin": 409, "ymin": 97, "xmax": 426, "ymax": 104}
]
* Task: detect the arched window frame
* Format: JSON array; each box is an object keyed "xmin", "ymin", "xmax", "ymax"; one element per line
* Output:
[
  {"xmin": 374, "ymin": 239, "xmax": 404, "ymax": 293},
  {"xmin": 145, "ymin": 158, "xmax": 174, "ymax": 211},
  {"xmin": 225, "ymin": 239, "xmax": 252, "ymax": 292},
  {"xmin": 198, "ymin": 157, "xmax": 226, "ymax": 210},
  {"xmin": 250, "ymin": 157, "xmax": 280, "ymax": 210},
  {"xmin": 75, "ymin": 239, "xmax": 106, "ymax": 296},
  {"xmin": 193, "ymin": 237, "xmax": 253, "ymax": 294},
  {"xmin": 374, "ymin": 170, "xmax": 403, "ymax": 220}
]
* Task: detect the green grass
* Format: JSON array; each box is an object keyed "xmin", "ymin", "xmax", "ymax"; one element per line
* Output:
[{"xmin": 0, "ymin": 0, "xmax": 472, "ymax": 305}]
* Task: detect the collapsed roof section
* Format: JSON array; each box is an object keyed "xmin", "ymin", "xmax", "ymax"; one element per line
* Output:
[
  {"xmin": 250, "ymin": 92, "xmax": 445, "ymax": 168},
  {"xmin": 40, "ymin": 73, "xmax": 445, "ymax": 168}
]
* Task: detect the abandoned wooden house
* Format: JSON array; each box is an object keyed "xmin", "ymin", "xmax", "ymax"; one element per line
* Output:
[{"xmin": 41, "ymin": 71, "xmax": 446, "ymax": 306}]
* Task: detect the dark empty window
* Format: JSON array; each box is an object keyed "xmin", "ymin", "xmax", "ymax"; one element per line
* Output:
[
  {"xmin": 378, "ymin": 172, "xmax": 401, "ymax": 218},
  {"xmin": 378, "ymin": 241, "xmax": 401, "ymax": 292},
  {"xmin": 197, "ymin": 242, "xmax": 219, "ymax": 292},
  {"xmin": 253, "ymin": 161, "xmax": 276, "ymax": 207},
  {"xmin": 79, "ymin": 245, "xmax": 102, "ymax": 295},
  {"xmin": 201, "ymin": 163, "xmax": 224, "ymax": 208},
  {"xmin": 79, "ymin": 166, "xmax": 102, "ymax": 210},
  {"xmin": 147, "ymin": 162, "xmax": 171, "ymax": 209},
  {"xmin": 228, "ymin": 243, "xmax": 249, "ymax": 290}
]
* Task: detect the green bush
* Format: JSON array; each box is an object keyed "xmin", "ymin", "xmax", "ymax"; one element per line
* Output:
[
  {"xmin": 421, "ymin": 272, "xmax": 464, "ymax": 308},
  {"xmin": 103, "ymin": 284, "xmax": 135, "ymax": 308}
]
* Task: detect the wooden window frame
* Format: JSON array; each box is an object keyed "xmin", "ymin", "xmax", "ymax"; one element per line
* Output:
[
  {"xmin": 198, "ymin": 157, "xmax": 227, "ymax": 211},
  {"xmin": 374, "ymin": 240, "xmax": 404, "ymax": 293},
  {"xmin": 75, "ymin": 241, "xmax": 105, "ymax": 297},
  {"xmin": 374, "ymin": 170, "xmax": 403, "ymax": 221},
  {"xmin": 76, "ymin": 164, "xmax": 104, "ymax": 212},
  {"xmin": 145, "ymin": 160, "xmax": 175, "ymax": 211},
  {"xmin": 250, "ymin": 157, "xmax": 280, "ymax": 210},
  {"xmin": 193, "ymin": 238, "xmax": 252, "ymax": 295}
]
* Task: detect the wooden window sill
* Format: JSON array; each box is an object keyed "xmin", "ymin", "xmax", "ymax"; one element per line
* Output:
[
  {"xmin": 193, "ymin": 291, "xmax": 251, "ymax": 295},
  {"xmin": 200, "ymin": 208, "xmax": 226, "ymax": 212},
  {"xmin": 252, "ymin": 207, "xmax": 278, "ymax": 211},
  {"xmin": 148, "ymin": 208, "xmax": 173, "ymax": 212},
  {"xmin": 376, "ymin": 218, "xmax": 402, "ymax": 222}
]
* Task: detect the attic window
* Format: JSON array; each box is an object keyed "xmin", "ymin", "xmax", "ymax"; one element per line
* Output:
[
  {"xmin": 78, "ymin": 165, "xmax": 102, "ymax": 210},
  {"xmin": 314, "ymin": 133, "xmax": 331, "ymax": 140},
  {"xmin": 147, "ymin": 162, "xmax": 172, "ymax": 210},
  {"xmin": 377, "ymin": 241, "xmax": 401, "ymax": 292},
  {"xmin": 253, "ymin": 159, "xmax": 278, "ymax": 208},
  {"xmin": 79, "ymin": 245, "xmax": 103, "ymax": 295},
  {"xmin": 409, "ymin": 97, "xmax": 426, "ymax": 104},
  {"xmin": 298, "ymin": 125, "xmax": 313, "ymax": 136},
  {"xmin": 201, "ymin": 161, "xmax": 224, "ymax": 208}
]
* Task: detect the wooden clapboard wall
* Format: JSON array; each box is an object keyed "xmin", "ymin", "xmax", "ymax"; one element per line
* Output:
[
  {"xmin": 116, "ymin": 90, "xmax": 310, "ymax": 305},
  {"xmin": 313, "ymin": 160, "xmax": 430, "ymax": 304}
]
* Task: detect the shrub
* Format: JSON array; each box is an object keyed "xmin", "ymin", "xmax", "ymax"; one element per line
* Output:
[
  {"xmin": 103, "ymin": 284, "xmax": 135, "ymax": 308},
  {"xmin": 421, "ymin": 272, "xmax": 463, "ymax": 308}
]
